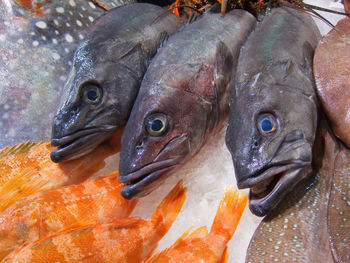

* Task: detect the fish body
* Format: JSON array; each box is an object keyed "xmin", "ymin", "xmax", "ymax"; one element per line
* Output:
[
  {"xmin": 313, "ymin": 17, "xmax": 350, "ymax": 148},
  {"xmin": 0, "ymin": 130, "xmax": 122, "ymax": 212},
  {"xmin": 2, "ymin": 181, "xmax": 186, "ymax": 263},
  {"xmin": 119, "ymin": 9, "xmax": 256, "ymax": 199},
  {"xmin": 0, "ymin": 0, "xmax": 110, "ymax": 148},
  {"xmin": 144, "ymin": 186, "xmax": 247, "ymax": 263},
  {"xmin": 225, "ymin": 7, "xmax": 320, "ymax": 216},
  {"xmin": 0, "ymin": 171, "xmax": 137, "ymax": 260},
  {"xmin": 51, "ymin": 3, "xmax": 184, "ymax": 162}
]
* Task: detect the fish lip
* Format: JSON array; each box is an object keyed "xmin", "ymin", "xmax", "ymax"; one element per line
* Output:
[
  {"xmin": 50, "ymin": 126, "xmax": 116, "ymax": 162},
  {"xmin": 51, "ymin": 126, "xmax": 116, "ymax": 147},
  {"xmin": 119, "ymin": 157, "xmax": 183, "ymax": 199},
  {"xmin": 246, "ymin": 164, "xmax": 311, "ymax": 216}
]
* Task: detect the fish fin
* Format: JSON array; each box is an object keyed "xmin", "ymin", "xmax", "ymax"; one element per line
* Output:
[
  {"xmin": 0, "ymin": 141, "xmax": 45, "ymax": 158},
  {"xmin": 150, "ymin": 180, "xmax": 186, "ymax": 235},
  {"xmin": 219, "ymin": 246, "xmax": 229, "ymax": 263},
  {"xmin": 210, "ymin": 185, "xmax": 247, "ymax": 241},
  {"xmin": 0, "ymin": 168, "xmax": 50, "ymax": 211},
  {"xmin": 186, "ymin": 226, "xmax": 209, "ymax": 239}
]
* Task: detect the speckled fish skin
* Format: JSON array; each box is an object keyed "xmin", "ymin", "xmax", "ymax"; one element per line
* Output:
[
  {"xmin": 313, "ymin": 17, "xmax": 350, "ymax": 148},
  {"xmin": 246, "ymin": 129, "xmax": 337, "ymax": 263},
  {"xmin": 0, "ymin": 0, "xmax": 110, "ymax": 149},
  {"xmin": 50, "ymin": 3, "xmax": 184, "ymax": 163},
  {"xmin": 225, "ymin": 7, "xmax": 321, "ymax": 216},
  {"xmin": 0, "ymin": 171, "xmax": 137, "ymax": 260},
  {"xmin": 144, "ymin": 186, "xmax": 247, "ymax": 263},
  {"xmin": 118, "ymin": 9, "xmax": 256, "ymax": 199},
  {"xmin": 328, "ymin": 142, "xmax": 350, "ymax": 263},
  {"xmin": 2, "ymin": 181, "xmax": 186, "ymax": 263}
]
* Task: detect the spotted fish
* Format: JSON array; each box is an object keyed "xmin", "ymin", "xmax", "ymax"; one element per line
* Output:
[
  {"xmin": 119, "ymin": 9, "xmax": 256, "ymax": 199},
  {"xmin": 246, "ymin": 124, "xmax": 349, "ymax": 263},
  {"xmin": 0, "ymin": 0, "xmax": 131, "ymax": 148},
  {"xmin": 225, "ymin": 7, "xmax": 320, "ymax": 216},
  {"xmin": 50, "ymin": 3, "xmax": 184, "ymax": 162}
]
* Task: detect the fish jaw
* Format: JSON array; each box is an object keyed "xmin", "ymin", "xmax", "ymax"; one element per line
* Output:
[
  {"xmin": 119, "ymin": 134, "xmax": 189, "ymax": 199},
  {"xmin": 51, "ymin": 126, "xmax": 116, "ymax": 162}
]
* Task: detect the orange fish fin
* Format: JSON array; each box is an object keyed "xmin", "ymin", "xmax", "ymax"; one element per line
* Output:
[
  {"xmin": 0, "ymin": 141, "xmax": 46, "ymax": 158},
  {"xmin": 186, "ymin": 226, "xmax": 209, "ymax": 239},
  {"xmin": 150, "ymin": 180, "xmax": 186, "ymax": 233},
  {"xmin": 219, "ymin": 246, "xmax": 229, "ymax": 263},
  {"xmin": 0, "ymin": 168, "xmax": 50, "ymax": 211},
  {"xmin": 210, "ymin": 185, "xmax": 248, "ymax": 240}
]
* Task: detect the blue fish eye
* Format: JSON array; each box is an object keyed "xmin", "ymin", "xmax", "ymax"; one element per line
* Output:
[
  {"xmin": 257, "ymin": 114, "xmax": 277, "ymax": 135},
  {"xmin": 82, "ymin": 84, "xmax": 102, "ymax": 104},
  {"xmin": 146, "ymin": 113, "xmax": 168, "ymax": 136}
]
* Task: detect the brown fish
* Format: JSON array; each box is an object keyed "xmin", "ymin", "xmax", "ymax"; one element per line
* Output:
[{"xmin": 314, "ymin": 17, "xmax": 350, "ymax": 148}]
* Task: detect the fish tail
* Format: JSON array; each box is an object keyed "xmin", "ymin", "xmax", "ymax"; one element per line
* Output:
[
  {"xmin": 210, "ymin": 185, "xmax": 248, "ymax": 240},
  {"xmin": 150, "ymin": 180, "xmax": 186, "ymax": 236}
]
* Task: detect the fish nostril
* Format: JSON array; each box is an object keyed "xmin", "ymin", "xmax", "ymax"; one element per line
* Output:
[{"xmin": 135, "ymin": 141, "xmax": 143, "ymax": 151}]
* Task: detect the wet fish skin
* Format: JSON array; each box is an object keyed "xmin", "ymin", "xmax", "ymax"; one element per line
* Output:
[
  {"xmin": 225, "ymin": 7, "xmax": 321, "ymax": 216},
  {"xmin": 2, "ymin": 181, "xmax": 186, "ymax": 263},
  {"xmin": 246, "ymin": 129, "xmax": 337, "ymax": 263},
  {"xmin": 51, "ymin": 3, "xmax": 184, "ymax": 163},
  {"xmin": 119, "ymin": 9, "xmax": 256, "ymax": 199},
  {"xmin": 0, "ymin": 171, "xmax": 137, "ymax": 260}
]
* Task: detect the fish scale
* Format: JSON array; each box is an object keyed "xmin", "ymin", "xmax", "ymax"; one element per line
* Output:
[{"xmin": 0, "ymin": 0, "xmax": 133, "ymax": 148}]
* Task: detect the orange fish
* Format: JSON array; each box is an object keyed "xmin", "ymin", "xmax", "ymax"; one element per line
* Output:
[
  {"xmin": 2, "ymin": 180, "xmax": 186, "ymax": 263},
  {"xmin": 0, "ymin": 129, "xmax": 122, "ymax": 212},
  {"xmin": 144, "ymin": 185, "xmax": 248, "ymax": 263},
  {"xmin": 0, "ymin": 171, "xmax": 137, "ymax": 260}
]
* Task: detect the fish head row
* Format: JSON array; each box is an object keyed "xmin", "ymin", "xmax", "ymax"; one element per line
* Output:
[{"xmin": 226, "ymin": 59, "xmax": 318, "ymax": 217}]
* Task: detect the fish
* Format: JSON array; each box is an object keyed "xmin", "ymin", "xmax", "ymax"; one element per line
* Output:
[
  {"xmin": 0, "ymin": 129, "xmax": 122, "ymax": 212},
  {"xmin": 225, "ymin": 7, "xmax": 321, "ymax": 216},
  {"xmin": 246, "ymin": 124, "xmax": 349, "ymax": 263},
  {"xmin": 144, "ymin": 185, "xmax": 247, "ymax": 263},
  {"xmin": 119, "ymin": 9, "xmax": 256, "ymax": 199},
  {"xmin": 50, "ymin": 3, "xmax": 184, "ymax": 162},
  {"xmin": 313, "ymin": 17, "xmax": 350, "ymax": 148},
  {"xmin": 0, "ymin": 171, "xmax": 137, "ymax": 260},
  {"xmin": 345, "ymin": 0, "xmax": 350, "ymax": 12},
  {"xmin": 2, "ymin": 180, "xmax": 186, "ymax": 263},
  {"xmin": 0, "ymin": 0, "xmax": 115, "ymax": 148}
]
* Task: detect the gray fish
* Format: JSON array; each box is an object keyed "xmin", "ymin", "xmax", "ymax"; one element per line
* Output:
[
  {"xmin": 225, "ymin": 7, "xmax": 321, "ymax": 216},
  {"xmin": 119, "ymin": 9, "xmax": 256, "ymax": 199},
  {"xmin": 0, "ymin": 0, "xmax": 117, "ymax": 148},
  {"xmin": 50, "ymin": 3, "xmax": 184, "ymax": 162},
  {"xmin": 246, "ymin": 128, "xmax": 337, "ymax": 263}
]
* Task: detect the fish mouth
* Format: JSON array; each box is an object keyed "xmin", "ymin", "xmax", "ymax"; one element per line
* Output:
[
  {"xmin": 238, "ymin": 162, "xmax": 311, "ymax": 216},
  {"xmin": 119, "ymin": 157, "xmax": 183, "ymax": 200},
  {"xmin": 50, "ymin": 126, "xmax": 116, "ymax": 162}
]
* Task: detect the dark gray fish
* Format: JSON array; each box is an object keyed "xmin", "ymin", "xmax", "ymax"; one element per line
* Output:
[
  {"xmin": 0, "ymin": 0, "xmax": 117, "ymax": 148},
  {"xmin": 225, "ymin": 7, "xmax": 321, "ymax": 216},
  {"xmin": 50, "ymin": 3, "xmax": 184, "ymax": 162},
  {"xmin": 119, "ymin": 9, "xmax": 256, "ymax": 199},
  {"xmin": 246, "ymin": 128, "xmax": 337, "ymax": 263}
]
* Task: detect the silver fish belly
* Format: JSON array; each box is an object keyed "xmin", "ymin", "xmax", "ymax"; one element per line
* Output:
[
  {"xmin": 119, "ymin": 9, "xmax": 256, "ymax": 199},
  {"xmin": 50, "ymin": 3, "xmax": 183, "ymax": 162},
  {"xmin": 225, "ymin": 7, "xmax": 321, "ymax": 216}
]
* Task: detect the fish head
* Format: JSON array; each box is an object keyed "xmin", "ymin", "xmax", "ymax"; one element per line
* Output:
[
  {"xmin": 119, "ymin": 62, "xmax": 218, "ymax": 199},
  {"xmin": 51, "ymin": 39, "xmax": 140, "ymax": 162},
  {"xmin": 226, "ymin": 60, "xmax": 318, "ymax": 216}
]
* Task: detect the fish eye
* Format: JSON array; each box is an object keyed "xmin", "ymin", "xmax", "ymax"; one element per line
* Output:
[
  {"xmin": 257, "ymin": 113, "xmax": 277, "ymax": 135},
  {"xmin": 145, "ymin": 113, "xmax": 169, "ymax": 137},
  {"xmin": 82, "ymin": 84, "xmax": 102, "ymax": 104}
]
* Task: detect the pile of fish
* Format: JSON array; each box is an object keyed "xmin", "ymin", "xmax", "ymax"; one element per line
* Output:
[{"xmin": 0, "ymin": 0, "xmax": 349, "ymax": 262}]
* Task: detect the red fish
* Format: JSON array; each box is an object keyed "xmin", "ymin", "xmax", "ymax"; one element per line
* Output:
[
  {"xmin": 144, "ymin": 186, "xmax": 247, "ymax": 263},
  {"xmin": 2, "ymin": 181, "xmax": 186, "ymax": 263},
  {"xmin": 0, "ymin": 171, "xmax": 137, "ymax": 260}
]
